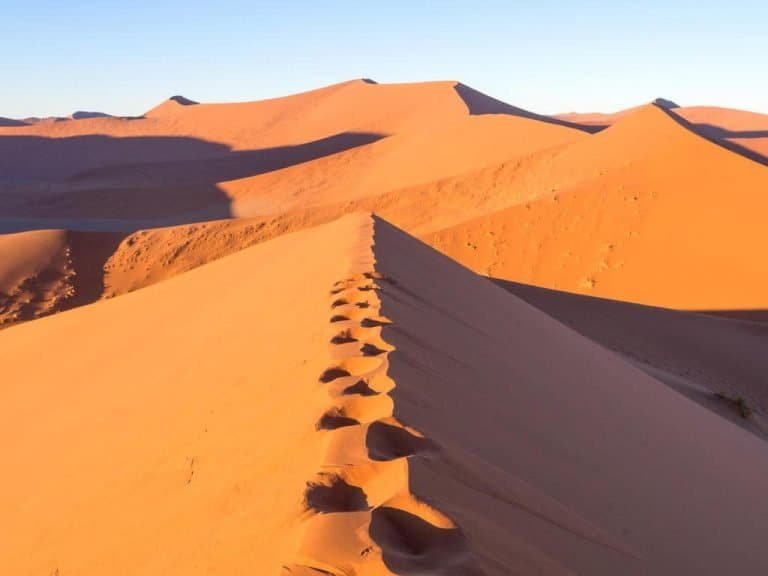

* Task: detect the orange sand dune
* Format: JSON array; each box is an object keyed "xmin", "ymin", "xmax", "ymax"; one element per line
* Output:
[
  {"xmin": 502, "ymin": 280, "xmax": 768, "ymax": 437},
  {"xmin": 3, "ymin": 82, "xmax": 768, "ymax": 322},
  {"xmin": 0, "ymin": 79, "xmax": 545, "ymax": 156},
  {"xmin": 0, "ymin": 79, "xmax": 584, "ymax": 225},
  {"xmin": 673, "ymin": 105, "xmax": 768, "ymax": 165},
  {"xmin": 225, "ymin": 113, "xmax": 585, "ymax": 216},
  {"xmin": 424, "ymin": 103, "xmax": 768, "ymax": 309},
  {"xmin": 559, "ymin": 102, "xmax": 768, "ymax": 166},
  {"xmin": 554, "ymin": 97, "xmax": 679, "ymax": 129},
  {"xmin": 2, "ymin": 214, "xmax": 768, "ymax": 575}
]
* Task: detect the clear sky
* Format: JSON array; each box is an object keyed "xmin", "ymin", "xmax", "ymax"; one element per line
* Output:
[{"xmin": 2, "ymin": 0, "xmax": 766, "ymax": 118}]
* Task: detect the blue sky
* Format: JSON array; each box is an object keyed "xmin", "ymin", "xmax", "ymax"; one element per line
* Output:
[{"xmin": 2, "ymin": 1, "xmax": 766, "ymax": 118}]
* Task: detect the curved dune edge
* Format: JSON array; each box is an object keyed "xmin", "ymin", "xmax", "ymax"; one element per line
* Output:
[{"xmin": 283, "ymin": 220, "xmax": 479, "ymax": 575}]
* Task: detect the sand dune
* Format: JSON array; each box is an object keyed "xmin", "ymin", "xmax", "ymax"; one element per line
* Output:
[
  {"xmin": 424, "ymin": 103, "xmax": 768, "ymax": 309},
  {"xmin": 500, "ymin": 280, "xmax": 768, "ymax": 437},
  {"xmin": 558, "ymin": 102, "xmax": 768, "ymax": 166},
  {"xmin": 673, "ymin": 105, "xmax": 768, "ymax": 165},
  {"xmin": 554, "ymin": 97, "xmax": 679, "ymax": 128},
  {"xmin": 2, "ymin": 81, "xmax": 767, "ymax": 320},
  {"xmin": 2, "ymin": 214, "xmax": 767, "ymax": 575},
  {"xmin": 0, "ymin": 80, "xmax": 584, "ymax": 228},
  {"xmin": 2, "ymin": 79, "xmax": 768, "ymax": 573}
]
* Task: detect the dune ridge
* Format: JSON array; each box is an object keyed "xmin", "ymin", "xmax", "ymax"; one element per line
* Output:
[
  {"xmin": 3, "ymin": 213, "xmax": 768, "ymax": 574},
  {"xmin": 284, "ymin": 257, "xmax": 476, "ymax": 575}
]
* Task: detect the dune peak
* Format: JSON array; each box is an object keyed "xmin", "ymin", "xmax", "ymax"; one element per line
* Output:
[
  {"xmin": 653, "ymin": 97, "xmax": 680, "ymax": 109},
  {"xmin": 168, "ymin": 95, "xmax": 198, "ymax": 106}
]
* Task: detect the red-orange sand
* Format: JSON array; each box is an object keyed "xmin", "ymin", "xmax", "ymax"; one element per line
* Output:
[{"xmin": 2, "ymin": 81, "xmax": 768, "ymax": 574}]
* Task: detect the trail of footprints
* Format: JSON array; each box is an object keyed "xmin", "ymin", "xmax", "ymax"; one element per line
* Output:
[{"xmin": 283, "ymin": 272, "xmax": 476, "ymax": 576}]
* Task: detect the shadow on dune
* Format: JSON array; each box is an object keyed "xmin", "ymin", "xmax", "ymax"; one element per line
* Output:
[
  {"xmin": 1, "ymin": 230, "xmax": 129, "ymax": 326},
  {"xmin": 65, "ymin": 231, "xmax": 128, "ymax": 309},
  {"xmin": 691, "ymin": 125, "xmax": 768, "ymax": 140},
  {"xmin": 0, "ymin": 131, "xmax": 385, "ymax": 225},
  {"xmin": 71, "ymin": 111, "xmax": 113, "ymax": 120},
  {"xmin": 493, "ymin": 278, "xmax": 768, "ymax": 436},
  {"xmin": 695, "ymin": 309, "xmax": 768, "ymax": 323},
  {"xmin": 0, "ymin": 117, "xmax": 28, "ymax": 127},
  {"xmin": 69, "ymin": 131, "xmax": 386, "ymax": 184},
  {"xmin": 658, "ymin": 106, "xmax": 768, "ymax": 167},
  {"xmin": 370, "ymin": 507, "xmax": 475, "ymax": 575},
  {"xmin": 453, "ymin": 83, "xmax": 606, "ymax": 134}
]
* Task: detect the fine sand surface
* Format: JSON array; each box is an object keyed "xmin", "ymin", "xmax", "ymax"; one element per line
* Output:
[{"xmin": 2, "ymin": 214, "xmax": 768, "ymax": 575}]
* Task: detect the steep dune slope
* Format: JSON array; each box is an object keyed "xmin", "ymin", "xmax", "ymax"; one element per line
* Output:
[
  {"xmin": 0, "ymin": 229, "xmax": 125, "ymax": 326},
  {"xmin": 558, "ymin": 103, "xmax": 768, "ymax": 165},
  {"xmin": 0, "ymin": 230, "xmax": 73, "ymax": 325},
  {"xmin": 673, "ymin": 105, "xmax": 768, "ymax": 164},
  {"xmin": 424, "ymin": 103, "xmax": 768, "ymax": 309},
  {"xmin": 3, "ymin": 214, "xmax": 768, "ymax": 575},
  {"xmin": 372, "ymin": 216, "xmax": 768, "ymax": 574},
  {"xmin": 499, "ymin": 281, "xmax": 768, "ymax": 437}
]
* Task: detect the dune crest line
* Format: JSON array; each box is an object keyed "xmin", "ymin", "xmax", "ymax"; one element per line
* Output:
[{"xmin": 282, "ymin": 223, "xmax": 478, "ymax": 576}]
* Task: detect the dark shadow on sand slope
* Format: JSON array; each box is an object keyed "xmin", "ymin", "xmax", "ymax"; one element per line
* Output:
[
  {"xmin": 69, "ymin": 131, "xmax": 385, "ymax": 185},
  {"xmin": 0, "ymin": 230, "xmax": 129, "ymax": 327},
  {"xmin": 658, "ymin": 106, "xmax": 768, "ymax": 167},
  {"xmin": 493, "ymin": 278, "xmax": 768, "ymax": 438},
  {"xmin": 0, "ymin": 134, "xmax": 237, "ymax": 181},
  {"xmin": 370, "ymin": 507, "xmax": 475, "ymax": 575},
  {"xmin": 64, "ymin": 230, "xmax": 128, "ymax": 309},
  {"xmin": 453, "ymin": 82, "xmax": 606, "ymax": 134},
  {"xmin": 694, "ymin": 309, "xmax": 768, "ymax": 323},
  {"xmin": 0, "ymin": 117, "xmax": 29, "ymax": 127},
  {"xmin": 168, "ymin": 95, "xmax": 198, "ymax": 106},
  {"xmin": 0, "ymin": 131, "xmax": 385, "ymax": 223},
  {"xmin": 71, "ymin": 111, "xmax": 113, "ymax": 120},
  {"xmin": 690, "ymin": 125, "xmax": 768, "ymax": 140}
]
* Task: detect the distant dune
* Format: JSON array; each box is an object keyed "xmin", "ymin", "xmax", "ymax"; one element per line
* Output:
[
  {"xmin": 0, "ymin": 117, "xmax": 29, "ymax": 127},
  {"xmin": 2, "ymin": 80, "xmax": 766, "ymax": 312},
  {"xmin": 2, "ymin": 80, "xmax": 768, "ymax": 574}
]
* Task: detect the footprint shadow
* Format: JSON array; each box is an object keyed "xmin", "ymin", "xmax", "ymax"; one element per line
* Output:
[
  {"xmin": 366, "ymin": 422, "xmax": 439, "ymax": 461},
  {"xmin": 317, "ymin": 408, "xmax": 360, "ymax": 430},
  {"xmin": 305, "ymin": 476, "xmax": 371, "ymax": 513},
  {"xmin": 370, "ymin": 507, "xmax": 473, "ymax": 575},
  {"xmin": 343, "ymin": 380, "xmax": 380, "ymax": 397},
  {"xmin": 320, "ymin": 367, "xmax": 352, "ymax": 383}
]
